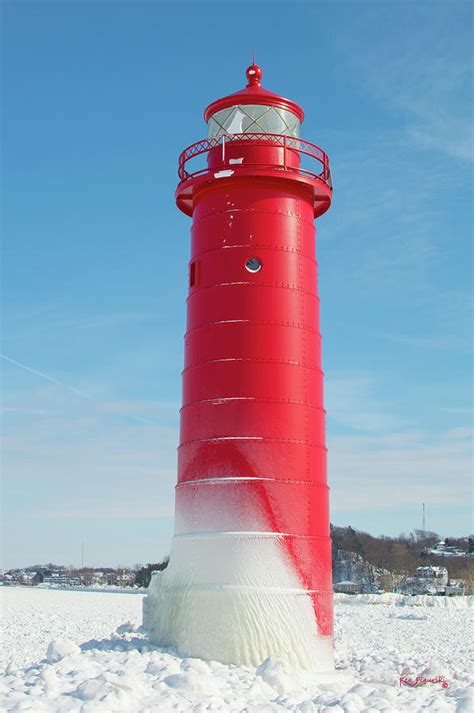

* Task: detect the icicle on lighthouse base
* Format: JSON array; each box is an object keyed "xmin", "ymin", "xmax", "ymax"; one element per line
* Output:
[
  {"xmin": 143, "ymin": 64, "xmax": 334, "ymax": 671},
  {"xmin": 143, "ymin": 528, "xmax": 333, "ymax": 670}
]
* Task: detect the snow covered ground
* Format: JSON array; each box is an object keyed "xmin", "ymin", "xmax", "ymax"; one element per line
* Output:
[{"xmin": 1, "ymin": 587, "xmax": 472, "ymax": 712}]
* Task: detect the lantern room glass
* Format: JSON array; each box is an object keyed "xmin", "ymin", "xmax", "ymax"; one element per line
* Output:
[{"xmin": 208, "ymin": 104, "xmax": 300, "ymax": 138}]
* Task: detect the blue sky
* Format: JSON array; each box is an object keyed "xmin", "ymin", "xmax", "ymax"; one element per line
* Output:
[{"xmin": 2, "ymin": 0, "xmax": 472, "ymax": 569}]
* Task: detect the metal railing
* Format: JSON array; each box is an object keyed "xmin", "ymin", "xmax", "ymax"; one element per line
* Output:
[{"xmin": 178, "ymin": 133, "xmax": 332, "ymax": 189}]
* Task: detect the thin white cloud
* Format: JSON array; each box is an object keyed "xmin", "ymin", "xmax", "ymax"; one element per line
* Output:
[
  {"xmin": 329, "ymin": 426, "xmax": 473, "ymax": 512},
  {"xmin": 21, "ymin": 502, "xmax": 176, "ymax": 520},
  {"xmin": 325, "ymin": 374, "xmax": 400, "ymax": 433},
  {"xmin": 340, "ymin": 4, "xmax": 473, "ymax": 164},
  {"xmin": 325, "ymin": 372, "xmax": 472, "ymax": 526},
  {"xmin": 2, "ymin": 407, "xmax": 48, "ymax": 415},
  {"xmin": 1, "ymin": 352, "xmax": 160, "ymax": 426},
  {"xmin": 406, "ymin": 112, "xmax": 473, "ymax": 163},
  {"xmin": 376, "ymin": 332, "xmax": 471, "ymax": 351}
]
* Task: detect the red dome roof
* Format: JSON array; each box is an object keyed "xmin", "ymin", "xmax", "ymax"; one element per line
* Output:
[{"xmin": 204, "ymin": 64, "xmax": 305, "ymax": 123}]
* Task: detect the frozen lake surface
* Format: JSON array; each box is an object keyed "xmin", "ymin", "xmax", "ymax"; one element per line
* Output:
[{"xmin": 1, "ymin": 587, "xmax": 472, "ymax": 711}]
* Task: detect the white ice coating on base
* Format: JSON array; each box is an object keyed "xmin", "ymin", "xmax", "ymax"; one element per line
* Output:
[
  {"xmin": 144, "ymin": 536, "xmax": 333, "ymax": 671},
  {"xmin": 143, "ymin": 485, "xmax": 334, "ymax": 671}
]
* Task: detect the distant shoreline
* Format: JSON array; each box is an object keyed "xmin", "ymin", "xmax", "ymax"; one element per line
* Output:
[{"xmin": 0, "ymin": 584, "xmax": 145, "ymax": 595}]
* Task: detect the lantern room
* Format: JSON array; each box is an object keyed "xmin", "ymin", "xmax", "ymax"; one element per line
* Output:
[
  {"xmin": 205, "ymin": 64, "xmax": 303, "ymax": 137},
  {"xmin": 176, "ymin": 64, "xmax": 332, "ymax": 219}
]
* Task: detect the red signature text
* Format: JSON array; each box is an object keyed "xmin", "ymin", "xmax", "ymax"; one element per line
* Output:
[{"xmin": 399, "ymin": 676, "xmax": 449, "ymax": 689}]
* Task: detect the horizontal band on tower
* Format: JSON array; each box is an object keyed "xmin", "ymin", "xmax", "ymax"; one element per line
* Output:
[
  {"xmin": 173, "ymin": 531, "xmax": 331, "ymax": 540},
  {"xmin": 185, "ymin": 318, "xmax": 322, "ymax": 337},
  {"xmin": 190, "ymin": 242, "xmax": 318, "ymax": 263},
  {"xmin": 178, "ymin": 436, "xmax": 328, "ymax": 450},
  {"xmin": 179, "ymin": 397, "xmax": 325, "ymax": 412},
  {"xmin": 149, "ymin": 581, "xmax": 333, "ymax": 596},
  {"xmin": 182, "ymin": 357, "xmax": 324, "ymax": 375},
  {"xmin": 176, "ymin": 476, "xmax": 329, "ymax": 488},
  {"xmin": 186, "ymin": 281, "xmax": 319, "ymax": 299},
  {"xmin": 192, "ymin": 205, "xmax": 317, "ymax": 230}
]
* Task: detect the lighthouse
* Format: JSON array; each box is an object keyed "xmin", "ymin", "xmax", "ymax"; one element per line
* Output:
[{"xmin": 144, "ymin": 63, "xmax": 334, "ymax": 671}]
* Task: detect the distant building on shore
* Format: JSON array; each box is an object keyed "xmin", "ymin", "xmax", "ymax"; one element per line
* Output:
[
  {"xmin": 397, "ymin": 566, "xmax": 465, "ymax": 596},
  {"xmin": 334, "ymin": 580, "xmax": 361, "ymax": 594}
]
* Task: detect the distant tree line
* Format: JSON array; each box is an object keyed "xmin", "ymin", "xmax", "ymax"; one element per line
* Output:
[
  {"xmin": 10, "ymin": 531, "xmax": 473, "ymax": 592},
  {"xmin": 331, "ymin": 525, "xmax": 474, "ymax": 592}
]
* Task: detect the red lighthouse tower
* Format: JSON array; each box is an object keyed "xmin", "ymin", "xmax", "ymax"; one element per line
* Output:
[{"xmin": 144, "ymin": 64, "xmax": 334, "ymax": 671}]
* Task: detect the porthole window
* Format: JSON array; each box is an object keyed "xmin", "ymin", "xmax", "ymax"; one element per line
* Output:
[{"xmin": 245, "ymin": 258, "xmax": 262, "ymax": 273}]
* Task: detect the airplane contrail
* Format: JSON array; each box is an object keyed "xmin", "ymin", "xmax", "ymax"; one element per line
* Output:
[
  {"xmin": 0, "ymin": 352, "xmax": 157, "ymax": 425},
  {"xmin": 0, "ymin": 353, "xmax": 90, "ymax": 398}
]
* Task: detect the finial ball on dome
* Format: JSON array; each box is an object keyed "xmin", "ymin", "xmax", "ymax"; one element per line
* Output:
[{"xmin": 246, "ymin": 64, "xmax": 262, "ymax": 86}]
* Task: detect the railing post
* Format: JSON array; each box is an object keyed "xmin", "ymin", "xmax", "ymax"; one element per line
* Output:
[
  {"xmin": 283, "ymin": 135, "xmax": 286, "ymax": 170},
  {"xmin": 222, "ymin": 134, "xmax": 226, "ymax": 164}
]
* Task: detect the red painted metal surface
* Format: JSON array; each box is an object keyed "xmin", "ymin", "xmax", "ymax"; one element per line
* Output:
[
  {"xmin": 178, "ymin": 133, "xmax": 332, "ymax": 185},
  {"xmin": 173, "ymin": 64, "xmax": 334, "ymax": 665},
  {"xmin": 176, "ymin": 134, "xmax": 332, "ymax": 219},
  {"xmin": 204, "ymin": 63, "xmax": 305, "ymax": 122}
]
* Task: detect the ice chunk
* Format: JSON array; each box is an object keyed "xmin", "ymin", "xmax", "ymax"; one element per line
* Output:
[
  {"xmin": 46, "ymin": 638, "xmax": 80, "ymax": 663},
  {"xmin": 116, "ymin": 621, "xmax": 139, "ymax": 634},
  {"xmin": 256, "ymin": 656, "xmax": 292, "ymax": 694},
  {"xmin": 164, "ymin": 671, "xmax": 222, "ymax": 694}
]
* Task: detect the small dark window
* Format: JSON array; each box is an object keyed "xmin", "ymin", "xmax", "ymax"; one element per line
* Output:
[{"xmin": 189, "ymin": 261, "xmax": 198, "ymax": 287}]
